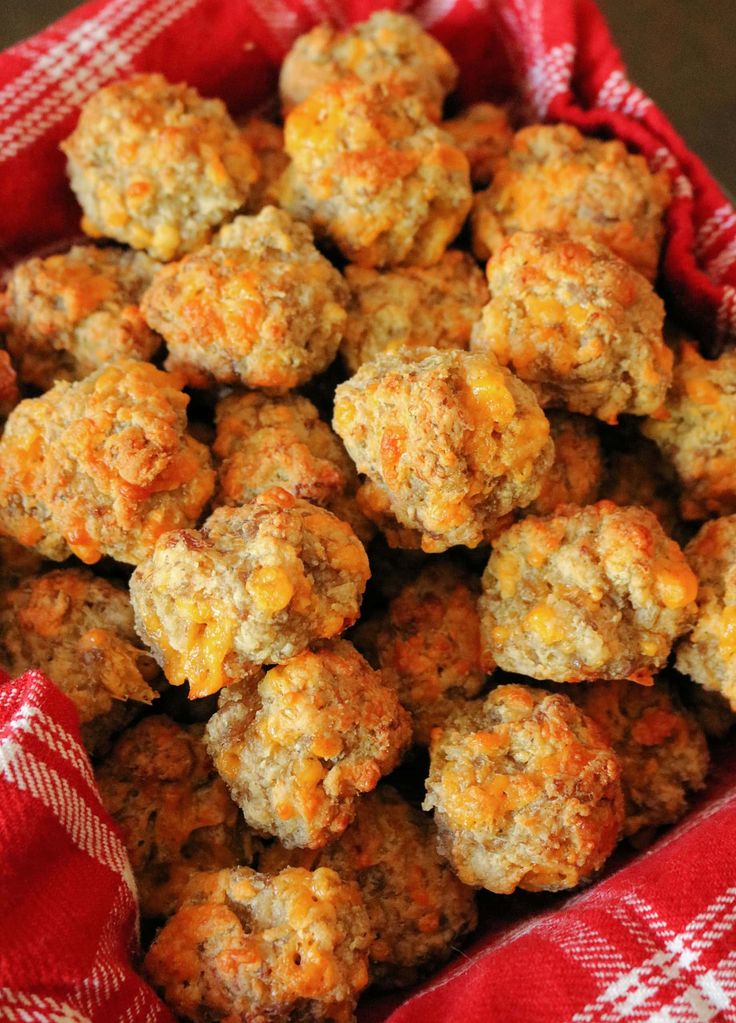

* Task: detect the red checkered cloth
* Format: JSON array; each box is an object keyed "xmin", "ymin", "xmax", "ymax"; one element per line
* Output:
[{"xmin": 0, "ymin": 2, "xmax": 735, "ymax": 1022}]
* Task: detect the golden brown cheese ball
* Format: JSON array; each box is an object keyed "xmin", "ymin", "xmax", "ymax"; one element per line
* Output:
[
  {"xmin": 442, "ymin": 102, "xmax": 513, "ymax": 187},
  {"xmin": 333, "ymin": 348, "xmax": 553, "ymax": 552},
  {"xmin": 0, "ymin": 361, "xmax": 214, "ymax": 565},
  {"xmin": 130, "ymin": 490, "xmax": 370, "ymax": 699},
  {"xmin": 61, "ymin": 74, "xmax": 258, "ymax": 261},
  {"xmin": 259, "ymin": 786, "xmax": 477, "ymax": 989},
  {"xmin": 279, "ymin": 10, "xmax": 458, "ymax": 120},
  {"xmin": 5, "ymin": 245, "xmax": 161, "ymax": 389},
  {"xmin": 142, "ymin": 206, "xmax": 347, "ymax": 391},
  {"xmin": 526, "ymin": 412, "xmax": 603, "ymax": 517},
  {"xmin": 568, "ymin": 679, "xmax": 708, "ymax": 837},
  {"xmin": 0, "ymin": 568, "xmax": 158, "ymax": 754},
  {"xmin": 423, "ymin": 685, "xmax": 623, "ymax": 893},
  {"xmin": 239, "ymin": 117, "xmax": 290, "ymax": 213},
  {"xmin": 471, "ymin": 123, "xmax": 671, "ymax": 279},
  {"xmin": 471, "ymin": 231, "xmax": 671, "ymax": 423},
  {"xmin": 144, "ymin": 866, "xmax": 371, "ymax": 1023},
  {"xmin": 479, "ymin": 502, "xmax": 697, "ymax": 683},
  {"xmin": 340, "ymin": 251, "xmax": 488, "ymax": 374},
  {"xmin": 642, "ymin": 343, "xmax": 736, "ymax": 520},
  {"xmin": 279, "ymin": 77, "xmax": 472, "ymax": 268},
  {"xmin": 204, "ymin": 640, "xmax": 411, "ymax": 849},
  {"xmin": 601, "ymin": 433, "xmax": 680, "ymax": 537},
  {"xmin": 97, "ymin": 716, "xmax": 248, "ymax": 918}
]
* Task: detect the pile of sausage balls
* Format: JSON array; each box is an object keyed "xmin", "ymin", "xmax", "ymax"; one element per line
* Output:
[{"xmin": 1, "ymin": 10, "xmax": 733, "ymax": 1023}]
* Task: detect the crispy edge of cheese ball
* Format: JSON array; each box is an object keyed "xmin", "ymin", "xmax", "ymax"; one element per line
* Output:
[
  {"xmin": 239, "ymin": 117, "xmax": 290, "ymax": 213},
  {"xmin": 470, "ymin": 231, "xmax": 671, "ymax": 422},
  {"xmin": 144, "ymin": 865, "xmax": 372, "ymax": 1023},
  {"xmin": 5, "ymin": 244, "xmax": 161, "ymax": 389},
  {"xmin": 204, "ymin": 640, "xmax": 411, "ymax": 849},
  {"xmin": 442, "ymin": 102, "xmax": 514, "ymax": 187},
  {"xmin": 340, "ymin": 250, "xmax": 488, "ymax": 374},
  {"xmin": 422, "ymin": 685, "xmax": 623, "ymax": 893},
  {"xmin": 333, "ymin": 347, "xmax": 554, "ymax": 553},
  {"xmin": 130, "ymin": 489, "xmax": 370, "ymax": 698},
  {"xmin": 61, "ymin": 73, "xmax": 258, "ymax": 261},
  {"xmin": 470, "ymin": 123, "xmax": 671, "ymax": 279},
  {"xmin": 568, "ymin": 678, "xmax": 709, "ymax": 837},
  {"xmin": 526, "ymin": 412, "xmax": 603, "ymax": 517},
  {"xmin": 279, "ymin": 76, "xmax": 472, "ymax": 268},
  {"xmin": 96, "ymin": 715, "xmax": 249, "ymax": 917},
  {"xmin": 479, "ymin": 502, "xmax": 698, "ymax": 683},
  {"xmin": 143, "ymin": 206, "xmax": 348, "ymax": 392},
  {"xmin": 0, "ymin": 360, "xmax": 215, "ymax": 565},
  {"xmin": 258, "ymin": 786, "xmax": 477, "ymax": 990}
]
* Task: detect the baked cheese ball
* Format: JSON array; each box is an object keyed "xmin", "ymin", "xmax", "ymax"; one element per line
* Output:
[
  {"xmin": 279, "ymin": 10, "xmax": 458, "ymax": 120},
  {"xmin": 479, "ymin": 502, "xmax": 697, "ymax": 683},
  {"xmin": 601, "ymin": 433, "xmax": 680, "ymax": 538},
  {"xmin": 642, "ymin": 343, "xmax": 736, "ymax": 519},
  {"xmin": 443, "ymin": 102, "xmax": 513, "ymax": 187},
  {"xmin": 61, "ymin": 74, "xmax": 258, "ymax": 261},
  {"xmin": 144, "ymin": 866, "xmax": 371, "ymax": 1023},
  {"xmin": 0, "ymin": 568, "xmax": 158, "ymax": 755},
  {"xmin": 240, "ymin": 117, "xmax": 290, "ymax": 213},
  {"xmin": 340, "ymin": 251, "xmax": 488, "ymax": 374},
  {"xmin": 471, "ymin": 231, "xmax": 671, "ymax": 422},
  {"xmin": 526, "ymin": 412, "xmax": 603, "ymax": 517},
  {"xmin": 204, "ymin": 640, "xmax": 411, "ymax": 848},
  {"xmin": 0, "ymin": 361, "xmax": 214, "ymax": 565},
  {"xmin": 259, "ymin": 786, "xmax": 477, "ymax": 989},
  {"xmin": 279, "ymin": 77, "xmax": 472, "ymax": 268},
  {"xmin": 130, "ymin": 490, "xmax": 370, "ymax": 698},
  {"xmin": 333, "ymin": 348, "xmax": 554, "ymax": 552},
  {"xmin": 97, "ymin": 716, "xmax": 249, "ymax": 918},
  {"xmin": 423, "ymin": 685, "xmax": 623, "ymax": 893},
  {"xmin": 4, "ymin": 245, "xmax": 161, "ymax": 389},
  {"xmin": 568, "ymin": 679, "xmax": 709, "ymax": 837},
  {"xmin": 471, "ymin": 124, "xmax": 671, "ymax": 279}
]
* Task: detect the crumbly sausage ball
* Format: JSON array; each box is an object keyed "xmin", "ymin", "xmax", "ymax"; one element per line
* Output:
[
  {"xmin": 642, "ymin": 343, "xmax": 736, "ymax": 519},
  {"xmin": 423, "ymin": 685, "xmax": 623, "ymax": 893},
  {"xmin": 239, "ymin": 117, "xmax": 290, "ymax": 213},
  {"xmin": 480, "ymin": 502, "xmax": 697, "ymax": 683},
  {"xmin": 97, "ymin": 716, "xmax": 249, "ymax": 917},
  {"xmin": 442, "ymin": 103, "xmax": 513, "ymax": 186},
  {"xmin": 5, "ymin": 245, "xmax": 160, "ymax": 390},
  {"xmin": 0, "ymin": 568, "xmax": 158, "ymax": 755},
  {"xmin": 0, "ymin": 361, "xmax": 214, "ymax": 565},
  {"xmin": 145, "ymin": 865, "xmax": 371, "ymax": 1023},
  {"xmin": 130, "ymin": 490, "xmax": 370, "ymax": 698},
  {"xmin": 142, "ymin": 206, "xmax": 347, "ymax": 392},
  {"xmin": 471, "ymin": 124, "xmax": 671, "ymax": 279},
  {"xmin": 259, "ymin": 786, "xmax": 477, "ymax": 989},
  {"xmin": 601, "ymin": 433, "xmax": 680, "ymax": 537},
  {"xmin": 279, "ymin": 11, "xmax": 458, "ymax": 120},
  {"xmin": 333, "ymin": 348, "xmax": 553, "ymax": 552},
  {"xmin": 61, "ymin": 74, "xmax": 258, "ymax": 261},
  {"xmin": 568, "ymin": 679, "xmax": 709, "ymax": 836},
  {"xmin": 340, "ymin": 251, "xmax": 488, "ymax": 374},
  {"xmin": 279, "ymin": 77, "xmax": 472, "ymax": 268},
  {"xmin": 471, "ymin": 231, "xmax": 671, "ymax": 422},
  {"xmin": 526, "ymin": 412, "xmax": 603, "ymax": 517},
  {"xmin": 205, "ymin": 640, "xmax": 411, "ymax": 848}
]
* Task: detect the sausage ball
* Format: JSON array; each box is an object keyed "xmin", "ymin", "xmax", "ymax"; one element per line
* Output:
[
  {"xmin": 279, "ymin": 10, "xmax": 458, "ymax": 120},
  {"xmin": 471, "ymin": 124, "xmax": 671, "ymax": 279},
  {"xmin": 479, "ymin": 502, "xmax": 697, "ymax": 683},
  {"xmin": 142, "ymin": 206, "xmax": 347, "ymax": 392},
  {"xmin": 145, "ymin": 865, "xmax": 371, "ymax": 1023},
  {"xmin": 340, "ymin": 251, "xmax": 488, "ymax": 374},
  {"xmin": 642, "ymin": 343, "xmax": 736, "ymax": 519},
  {"xmin": 423, "ymin": 685, "xmax": 623, "ymax": 893},
  {"xmin": 0, "ymin": 568, "xmax": 158, "ymax": 755},
  {"xmin": 130, "ymin": 490, "xmax": 370, "ymax": 698},
  {"xmin": 239, "ymin": 117, "xmax": 289, "ymax": 213},
  {"xmin": 278, "ymin": 77, "xmax": 472, "ymax": 268},
  {"xmin": 568, "ymin": 679, "xmax": 709, "ymax": 837},
  {"xmin": 204, "ymin": 640, "xmax": 411, "ymax": 848},
  {"xmin": 259, "ymin": 786, "xmax": 477, "ymax": 989},
  {"xmin": 526, "ymin": 412, "xmax": 603, "ymax": 517},
  {"xmin": 97, "ymin": 716, "xmax": 249, "ymax": 917},
  {"xmin": 471, "ymin": 231, "xmax": 671, "ymax": 422},
  {"xmin": 0, "ymin": 361, "xmax": 215, "ymax": 565},
  {"xmin": 442, "ymin": 102, "xmax": 513, "ymax": 187},
  {"xmin": 4, "ymin": 244, "xmax": 161, "ymax": 389},
  {"xmin": 601, "ymin": 433, "xmax": 680, "ymax": 538},
  {"xmin": 61, "ymin": 74, "xmax": 258, "ymax": 260},
  {"xmin": 333, "ymin": 348, "xmax": 554, "ymax": 552}
]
